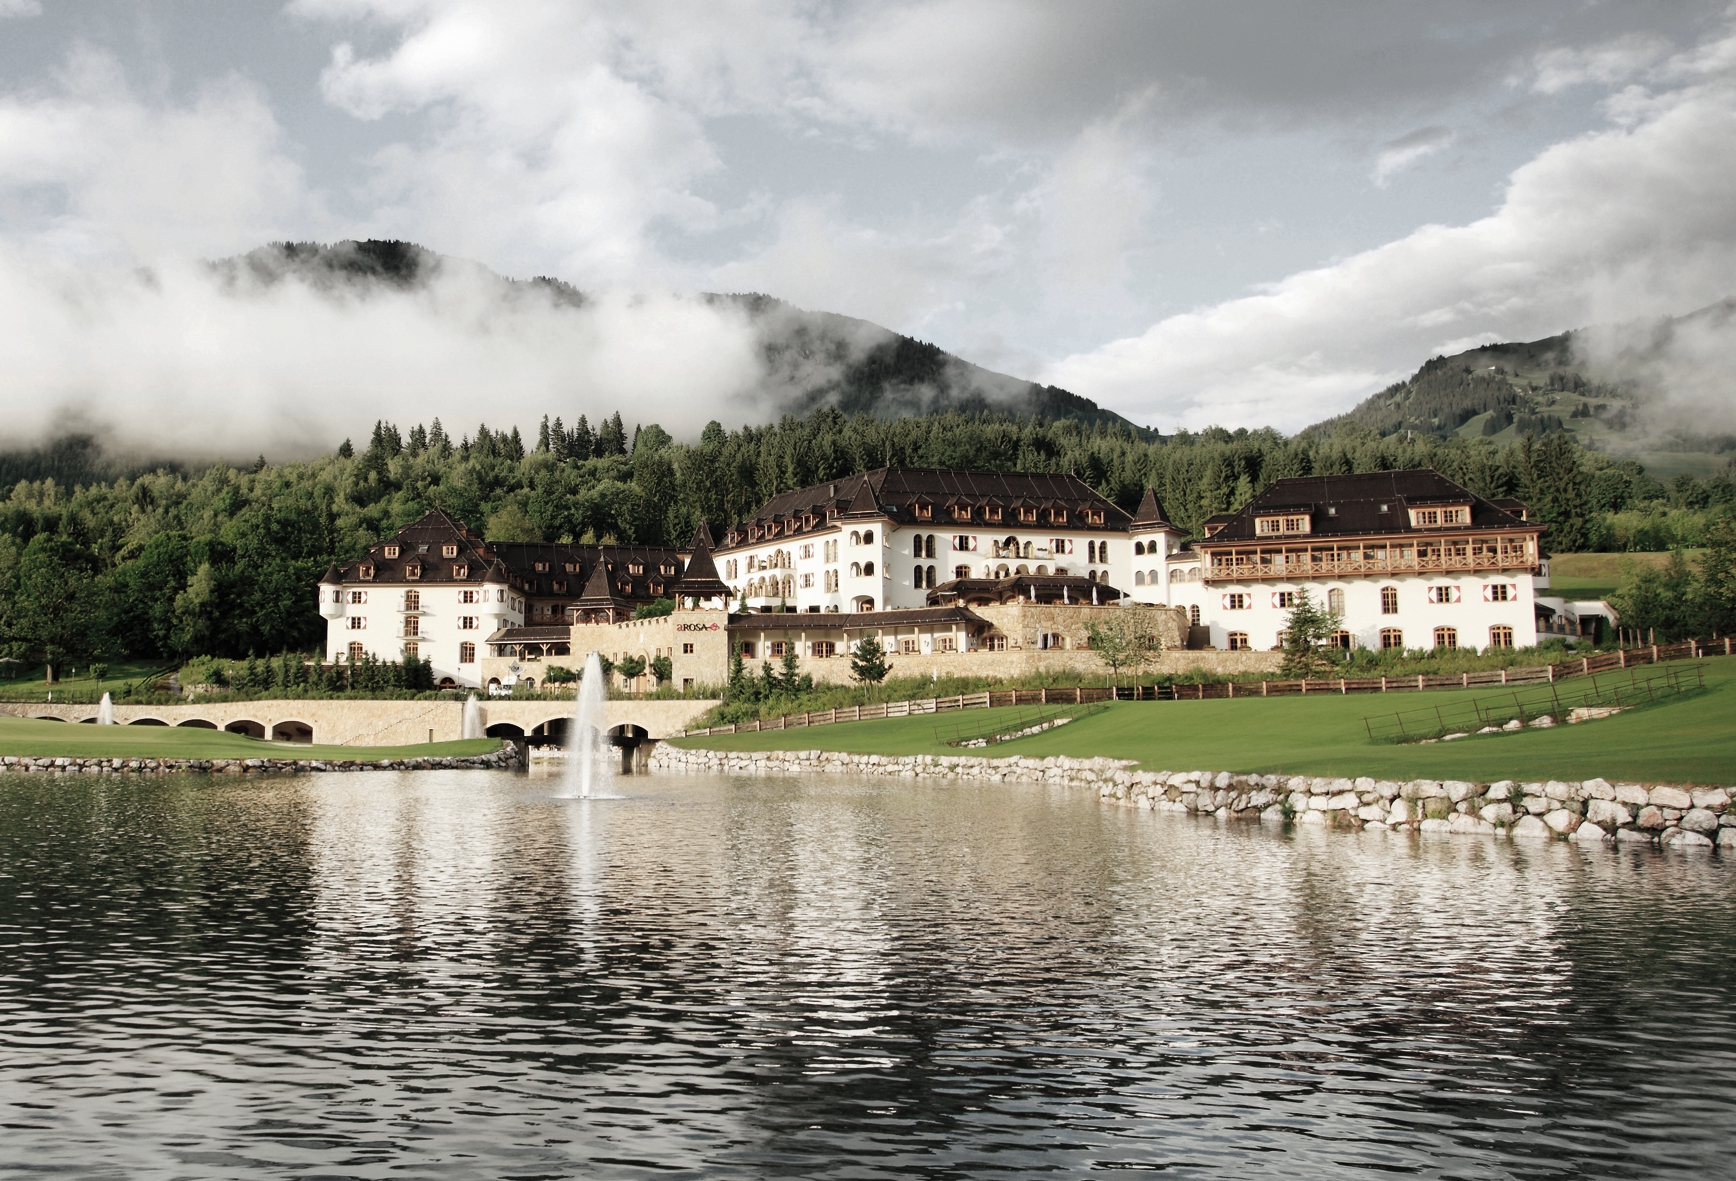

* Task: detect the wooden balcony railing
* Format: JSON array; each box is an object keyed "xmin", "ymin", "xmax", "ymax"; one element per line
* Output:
[{"xmin": 1205, "ymin": 549, "xmax": 1537, "ymax": 582}]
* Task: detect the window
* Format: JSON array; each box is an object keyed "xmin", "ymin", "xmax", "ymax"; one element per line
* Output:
[
  {"xmin": 442, "ymin": 544, "xmax": 459, "ymax": 558},
  {"xmin": 985, "ymin": 507, "xmax": 1002, "ymax": 523},
  {"xmin": 863, "ymin": 561, "xmax": 876, "ymax": 576},
  {"xmin": 1380, "ymin": 628, "xmax": 1404, "ymax": 650},
  {"xmin": 935, "ymin": 636, "xmax": 956, "ymax": 652},
  {"xmin": 1189, "ymin": 605, "xmax": 1200, "ymax": 626},
  {"xmin": 1225, "ymin": 593, "xmax": 1250, "ymax": 610},
  {"xmin": 1134, "ymin": 571, "xmax": 1145, "ymax": 586},
  {"xmin": 1134, "ymin": 541, "xmax": 1145, "ymax": 555},
  {"xmin": 347, "ymin": 616, "xmax": 367, "ymax": 630},
  {"xmin": 460, "ymin": 589, "xmax": 477, "ymax": 604},
  {"xmin": 810, "ymin": 641, "xmax": 836, "ymax": 658},
  {"xmin": 850, "ymin": 531, "xmax": 861, "ymax": 545},
  {"xmin": 349, "ymin": 642, "xmax": 365, "ymax": 660},
  {"xmin": 628, "ymin": 562, "xmax": 644, "ymax": 575},
  {"xmin": 404, "ymin": 617, "xmax": 419, "ymax": 637},
  {"xmin": 459, "ymin": 642, "xmax": 475, "ymax": 663},
  {"xmin": 459, "ymin": 617, "xmax": 479, "ymax": 630},
  {"xmin": 534, "ymin": 561, "xmax": 550, "ymax": 573},
  {"xmin": 676, "ymin": 642, "xmax": 692, "ymax": 656},
  {"xmin": 926, "ymin": 534, "xmax": 937, "ymax": 558},
  {"xmin": 1434, "ymin": 626, "xmax": 1458, "ymax": 650},
  {"xmin": 1484, "ymin": 583, "xmax": 1515, "ymax": 602},
  {"xmin": 359, "ymin": 564, "xmax": 374, "ymax": 581},
  {"xmin": 800, "ymin": 544, "xmax": 814, "ymax": 560},
  {"xmin": 403, "ymin": 642, "xmax": 418, "ymax": 659},
  {"xmin": 1038, "ymin": 632, "xmax": 1065, "ymax": 650},
  {"xmin": 1489, "ymin": 625, "xmax": 1514, "ymax": 649},
  {"xmin": 914, "ymin": 503, "xmax": 932, "ymax": 520},
  {"xmin": 769, "ymin": 641, "xmax": 790, "ymax": 657},
  {"xmin": 349, "ymin": 590, "xmax": 368, "ymax": 604},
  {"xmin": 800, "ymin": 573, "xmax": 815, "ymax": 588},
  {"xmin": 1049, "ymin": 508, "xmax": 1067, "ymax": 524},
  {"xmin": 1087, "ymin": 540, "xmax": 1098, "ymax": 563},
  {"xmin": 1227, "ymin": 632, "xmax": 1250, "ymax": 650},
  {"xmin": 1427, "ymin": 585, "xmax": 1462, "ymax": 605},
  {"xmin": 1016, "ymin": 507, "xmax": 1037, "ymax": 523},
  {"xmin": 900, "ymin": 637, "xmax": 920, "ymax": 654},
  {"xmin": 1256, "ymin": 515, "xmax": 1311, "ymax": 535},
  {"xmin": 404, "ymin": 590, "xmax": 420, "ymax": 611},
  {"xmin": 982, "ymin": 634, "xmax": 1007, "ymax": 651},
  {"xmin": 953, "ymin": 535, "xmax": 977, "ymax": 551},
  {"xmin": 863, "ymin": 530, "xmax": 875, "ymax": 544},
  {"xmin": 1380, "ymin": 586, "xmax": 1399, "ymax": 614},
  {"xmin": 1330, "ymin": 630, "xmax": 1352, "ymax": 650},
  {"xmin": 849, "ymin": 562, "xmax": 862, "ymax": 577},
  {"xmin": 825, "ymin": 570, "xmax": 839, "ymax": 591},
  {"xmin": 1327, "ymin": 588, "xmax": 1345, "ymax": 614},
  {"xmin": 954, "ymin": 565, "xmax": 971, "ymax": 580},
  {"xmin": 952, "ymin": 505, "xmax": 972, "ymax": 521},
  {"xmin": 383, "ymin": 545, "xmax": 400, "ymax": 559},
  {"xmin": 1085, "ymin": 510, "xmax": 1104, "ymax": 525},
  {"xmin": 824, "ymin": 541, "xmax": 838, "ymax": 563},
  {"xmin": 1148, "ymin": 569, "xmax": 1159, "ymax": 585},
  {"xmin": 1275, "ymin": 591, "xmax": 1296, "ymax": 608},
  {"xmin": 661, "ymin": 563, "xmax": 676, "ymax": 576},
  {"xmin": 1414, "ymin": 508, "xmax": 1439, "ymax": 526},
  {"xmin": 738, "ymin": 642, "xmax": 756, "ymax": 659}
]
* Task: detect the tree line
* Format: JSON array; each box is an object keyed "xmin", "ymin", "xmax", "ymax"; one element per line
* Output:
[{"xmin": 0, "ymin": 408, "xmax": 1731, "ymax": 673}]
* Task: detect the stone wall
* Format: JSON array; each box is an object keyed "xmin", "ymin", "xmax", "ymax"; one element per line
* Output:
[
  {"xmin": 650, "ymin": 745, "xmax": 1735, "ymax": 849},
  {"xmin": 0, "ymin": 745, "xmax": 521, "ymax": 776}
]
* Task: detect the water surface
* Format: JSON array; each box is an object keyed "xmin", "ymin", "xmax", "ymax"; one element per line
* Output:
[{"xmin": 0, "ymin": 768, "xmax": 1732, "ymax": 1179}]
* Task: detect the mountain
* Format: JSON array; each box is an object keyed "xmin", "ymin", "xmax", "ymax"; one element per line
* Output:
[
  {"xmin": 214, "ymin": 240, "xmax": 1146, "ymax": 435},
  {"xmin": 1302, "ymin": 299, "xmax": 1736, "ymax": 477}
]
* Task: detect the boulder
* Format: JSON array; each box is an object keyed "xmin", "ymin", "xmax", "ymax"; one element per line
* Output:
[
  {"xmin": 1614, "ymin": 783, "xmax": 1650, "ymax": 806},
  {"xmin": 1586, "ymin": 799, "xmax": 1632, "ymax": 829},
  {"xmin": 1510, "ymin": 815, "xmax": 1553, "ymax": 840},
  {"xmin": 1615, "ymin": 827, "xmax": 1655, "ymax": 844},
  {"xmin": 1720, "ymin": 829, "xmax": 1736, "ymax": 848},
  {"xmin": 1690, "ymin": 787, "xmax": 1730, "ymax": 812},
  {"xmin": 1480, "ymin": 801, "xmax": 1515, "ymax": 826},
  {"xmin": 1582, "ymin": 778, "xmax": 1615, "ymax": 800},
  {"xmin": 1680, "ymin": 808, "xmax": 1720, "ymax": 835},
  {"xmin": 1449, "ymin": 814, "xmax": 1496, "ymax": 835},
  {"xmin": 1444, "ymin": 780, "xmax": 1477, "ymax": 802},
  {"xmin": 1662, "ymin": 828, "xmax": 1714, "ymax": 848},
  {"xmin": 1573, "ymin": 821, "xmax": 1609, "ymax": 843},
  {"xmin": 1419, "ymin": 818, "xmax": 1452, "ymax": 833},
  {"xmin": 1649, "ymin": 786, "xmax": 1693, "ymax": 810},
  {"xmin": 1636, "ymin": 806, "xmax": 1667, "ymax": 830},
  {"xmin": 1544, "ymin": 809, "xmax": 1581, "ymax": 834}
]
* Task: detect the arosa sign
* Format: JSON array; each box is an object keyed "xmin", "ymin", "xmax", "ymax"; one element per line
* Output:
[{"xmin": 675, "ymin": 622, "xmax": 721, "ymax": 632}]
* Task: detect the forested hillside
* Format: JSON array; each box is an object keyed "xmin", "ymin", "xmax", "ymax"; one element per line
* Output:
[{"xmin": 2, "ymin": 408, "xmax": 1732, "ymax": 670}]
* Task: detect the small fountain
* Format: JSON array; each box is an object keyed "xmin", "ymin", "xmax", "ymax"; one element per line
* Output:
[
  {"xmin": 96, "ymin": 692, "xmax": 114, "ymax": 725},
  {"xmin": 561, "ymin": 652, "xmax": 614, "ymax": 799},
  {"xmin": 461, "ymin": 693, "xmax": 483, "ymax": 740}
]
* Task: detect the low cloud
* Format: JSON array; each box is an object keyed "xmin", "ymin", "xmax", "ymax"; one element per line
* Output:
[
  {"xmin": 0, "ymin": 247, "xmax": 776, "ymax": 459},
  {"xmin": 1371, "ymin": 125, "xmax": 1453, "ymax": 187},
  {"xmin": 1574, "ymin": 300, "xmax": 1736, "ymax": 437}
]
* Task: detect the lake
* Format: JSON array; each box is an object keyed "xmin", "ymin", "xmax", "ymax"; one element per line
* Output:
[{"xmin": 0, "ymin": 767, "xmax": 1732, "ymax": 1179}]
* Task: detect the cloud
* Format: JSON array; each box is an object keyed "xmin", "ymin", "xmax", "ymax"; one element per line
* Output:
[
  {"xmin": 1531, "ymin": 34, "xmax": 1672, "ymax": 95},
  {"xmin": 1371, "ymin": 125, "xmax": 1454, "ymax": 187},
  {"xmin": 1574, "ymin": 299, "xmax": 1736, "ymax": 436},
  {"xmin": 0, "ymin": 247, "xmax": 775, "ymax": 458},
  {"xmin": 1043, "ymin": 28, "xmax": 1736, "ymax": 432},
  {"xmin": 0, "ymin": 0, "xmax": 41, "ymax": 19}
]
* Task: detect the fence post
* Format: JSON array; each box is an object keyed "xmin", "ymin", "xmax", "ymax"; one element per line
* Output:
[
  {"xmin": 1501, "ymin": 669, "xmax": 1507, "ymax": 685},
  {"xmin": 1547, "ymin": 665, "xmax": 1554, "ymax": 684},
  {"xmin": 1341, "ymin": 678, "xmax": 1346, "ymax": 694},
  {"xmin": 1228, "ymin": 682, "xmax": 1234, "ymax": 699},
  {"xmin": 1076, "ymin": 687, "xmax": 1083, "ymax": 704},
  {"xmin": 1418, "ymin": 674, "xmax": 1425, "ymax": 691},
  {"xmin": 1382, "ymin": 676, "xmax": 1387, "ymax": 692},
  {"xmin": 1653, "ymin": 644, "xmax": 1659, "ymax": 663},
  {"xmin": 1463, "ymin": 672, "xmax": 1468, "ymax": 688},
  {"xmin": 1301, "ymin": 679, "xmax": 1307, "ymax": 695}
]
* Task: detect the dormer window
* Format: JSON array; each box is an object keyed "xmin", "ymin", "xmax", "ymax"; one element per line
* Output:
[
  {"xmin": 985, "ymin": 507, "xmax": 1002, "ymax": 523},
  {"xmin": 442, "ymin": 544, "xmax": 458, "ymax": 558},
  {"xmin": 534, "ymin": 561, "xmax": 550, "ymax": 573},
  {"xmin": 951, "ymin": 505, "xmax": 972, "ymax": 522},
  {"xmin": 1083, "ymin": 509, "xmax": 1103, "ymax": 526},
  {"xmin": 359, "ymin": 564, "xmax": 375, "ymax": 580},
  {"xmin": 914, "ymin": 503, "xmax": 932, "ymax": 521},
  {"xmin": 1049, "ymin": 508, "xmax": 1068, "ymax": 524},
  {"xmin": 1256, "ymin": 514, "xmax": 1312, "ymax": 536},
  {"xmin": 628, "ymin": 562, "xmax": 644, "ymax": 575},
  {"xmin": 553, "ymin": 580, "xmax": 567, "ymax": 593},
  {"xmin": 1016, "ymin": 507, "xmax": 1037, "ymax": 523},
  {"xmin": 1410, "ymin": 506, "xmax": 1469, "ymax": 527},
  {"xmin": 405, "ymin": 562, "xmax": 423, "ymax": 580},
  {"xmin": 383, "ymin": 545, "xmax": 400, "ymax": 559},
  {"xmin": 649, "ymin": 581, "xmax": 663, "ymax": 595},
  {"xmin": 660, "ymin": 563, "xmax": 675, "ymax": 576}
]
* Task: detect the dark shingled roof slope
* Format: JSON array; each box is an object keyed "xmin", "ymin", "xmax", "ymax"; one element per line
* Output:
[{"xmin": 1202, "ymin": 470, "xmax": 1536, "ymax": 544}]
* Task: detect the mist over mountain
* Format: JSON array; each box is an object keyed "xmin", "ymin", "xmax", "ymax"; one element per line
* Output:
[{"xmin": 1303, "ymin": 299, "xmax": 1736, "ymax": 476}]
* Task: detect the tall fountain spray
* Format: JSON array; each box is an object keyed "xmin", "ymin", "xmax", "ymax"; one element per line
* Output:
[
  {"xmin": 562, "ymin": 652, "xmax": 613, "ymax": 799},
  {"xmin": 461, "ymin": 693, "xmax": 483, "ymax": 740},
  {"xmin": 96, "ymin": 692, "xmax": 114, "ymax": 725}
]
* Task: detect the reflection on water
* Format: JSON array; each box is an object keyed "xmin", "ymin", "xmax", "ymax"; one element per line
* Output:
[{"xmin": 0, "ymin": 768, "xmax": 1732, "ymax": 1179}]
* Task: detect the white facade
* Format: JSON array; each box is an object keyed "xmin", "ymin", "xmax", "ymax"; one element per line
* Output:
[
  {"xmin": 318, "ymin": 575, "xmax": 525, "ymax": 686},
  {"xmin": 719, "ymin": 519, "xmax": 1124, "ymax": 613}
]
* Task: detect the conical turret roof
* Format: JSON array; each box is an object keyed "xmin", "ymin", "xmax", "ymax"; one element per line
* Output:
[
  {"xmin": 844, "ymin": 476, "xmax": 882, "ymax": 516},
  {"xmin": 1131, "ymin": 487, "xmax": 1174, "ymax": 529},
  {"xmin": 574, "ymin": 558, "xmax": 629, "ymax": 610},
  {"xmin": 674, "ymin": 521, "xmax": 730, "ymax": 599}
]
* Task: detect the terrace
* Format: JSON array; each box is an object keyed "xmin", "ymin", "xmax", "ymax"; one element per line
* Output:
[{"xmin": 1202, "ymin": 534, "xmax": 1539, "ymax": 583}]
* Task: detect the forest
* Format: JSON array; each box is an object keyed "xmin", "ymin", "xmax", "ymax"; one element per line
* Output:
[{"xmin": 0, "ymin": 407, "xmax": 1733, "ymax": 670}]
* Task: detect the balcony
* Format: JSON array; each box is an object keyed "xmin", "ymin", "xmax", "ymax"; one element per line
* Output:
[{"xmin": 1204, "ymin": 541, "xmax": 1538, "ymax": 583}]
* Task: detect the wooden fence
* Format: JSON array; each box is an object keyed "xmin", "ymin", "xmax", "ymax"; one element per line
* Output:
[{"xmin": 669, "ymin": 637, "xmax": 1735, "ymax": 737}]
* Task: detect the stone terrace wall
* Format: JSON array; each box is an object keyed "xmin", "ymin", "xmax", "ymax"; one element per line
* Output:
[
  {"xmin": 0, "ymin": 745, "xmax": 522, "ymax": 777},
  {"xmin": 650, "ymin": 745, "xmax": 1735, "ymax": 849}
]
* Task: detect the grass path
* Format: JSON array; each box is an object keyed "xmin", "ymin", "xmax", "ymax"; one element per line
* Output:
[
  {"xmin": 0, "ymin": 716, "xmax": 499, "ymax": 762},
  {"xmin": 670, "ymin": 657, "xmax": 1736, "ymax": 786}
]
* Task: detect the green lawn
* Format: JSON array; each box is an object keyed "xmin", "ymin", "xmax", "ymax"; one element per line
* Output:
[
  {"xmin": 0, "ymin": 717, "xmax": 500, "ymax": 762},
  {"xmin": 671, "ymin": 657, "xmax": 1736, "ymax": 786},
  {"xmin": 0, "ymin": 659, "xmax": 175, "ymax": 701},
  {"xmin": 1548, "ymin": 551, "xmax": 1695, "ymax": 602}
]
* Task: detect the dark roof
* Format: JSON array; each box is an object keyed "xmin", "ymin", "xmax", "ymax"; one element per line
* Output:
[
  {"xmin": 927, "ymin": 574, "xmax": 1122, "ymax": 604},
  {"xmin": 575, "ymin": 560, "xmax": 629, "ymax": 609},
  {"xmin": 1130, "ymin": 488, "xmax": 1174, "ymax": 529},
  {"xmin": 728, "ymin": 606, "xmax": 987, "ymax": 631},
  {"xmin": 673, "ymin": 521, "xmax": 731, "ymax": 598},
  {"xmin": 319, "ymin": 563, "xmax": 344, "ymax": 584},
  {"xmin": 485, "ymin": 626, "xmax": 572, "ymax": 644},
  {"xmin": 720, "ymin": 467, "xmax": 1133, "ymax": 549},
  {"xmin": 1199, "ymin": 470, "xmax": 1537, "ymax": 545}
]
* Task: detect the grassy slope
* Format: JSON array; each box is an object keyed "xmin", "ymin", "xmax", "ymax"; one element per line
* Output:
[
  {"xmin": 1548, "ymin": 551, "xmax": 1692, "ymax": 601},
  {"xmin": 0, "ymin": 717, "xmax": 499, "ymax": 762},
  {"xmin": 670, "ymin": 657, "xmax": 1736, "ymax": 785}
]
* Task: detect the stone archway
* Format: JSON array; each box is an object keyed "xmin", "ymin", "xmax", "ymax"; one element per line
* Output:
[
  {"xmin": 177, "ymin": 719, "xmax": 217, "ymax": 729},
  {"xmin": 271, "ymin": 720, "xmax": 314, "ymax": 744},
  {"xmin": 608, "ymin": 723, "xmax": 651, "ymax": 774},
  {"xmin": 224, "ymin": 719, "xmax": 266, "ymax": 739}
]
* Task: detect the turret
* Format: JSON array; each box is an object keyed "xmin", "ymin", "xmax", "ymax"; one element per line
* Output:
[{"xmin": 318, "ymin": 565, "xmax": 346, "ymax": 620}]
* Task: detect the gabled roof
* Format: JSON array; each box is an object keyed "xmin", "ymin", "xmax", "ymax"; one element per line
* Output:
[
  {"xmin": 574, "ymin": 559, "xmax": 629, "ymax": 609},
  {"xmin": 673, "ymin": 521, "xmax": 731, "ymax": 599},
  {"xmin": 1130, "ymin": 488, "xmax": 1174, "ymax": 529},
  {"xmin": 1199, "ymin": 470, "xmax": 1538, "ymax": 544},
  {"xmin": 844, "ymin": 478, "xmax": 881, "ymax": 517}
]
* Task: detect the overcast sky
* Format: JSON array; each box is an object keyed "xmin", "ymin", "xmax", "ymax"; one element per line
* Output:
[{"xmin": 2, "ymin": 0, "xmax": 1735, "ymax": 447}]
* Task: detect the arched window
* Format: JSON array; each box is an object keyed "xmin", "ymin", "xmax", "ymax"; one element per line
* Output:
[
  {"xmin": 1134, "ymin": 541, "xmax": 1145, "ymax": 555},
  {"xmin": 1327, "ymin": 588, "xmax": 1345, "ymax": 614},
  {"xmin": 995, "ymin": 564, "xmax": 1009, "ymax": 578},
  {"xmin": 1087, "ymin": 570, "xmax": 1097, "ymax": 582},
  {"xmin": 1188, "ymin": 567, "xmax": 1201, "ymax": 582},
  {"xmin": 1147, "ymin": 568, "xmax": 1159, "ymax": 584},
  {"xmin": 459, "ymin": 642, "xmax": 475, "ymax": 663},
  {"xmin": 1489, "ymin": 625, "xmax": 1514, "ymax": 648},
  {"xmin": 850, "ymin": 531, "xmax": 861, "ymax": 545},
  {"xmin": 1330, "ymin": 630, "xmax": 1352, "ymax": 650},
  {"xmin": 1022, "ymin": 541, "xmax": 1033, "ymax": 559},
  {"xmin": 1227, "ymin": 632, "xmax": 1249, "ymax": 650},
  {"xmin": 863, "ymin": 529, "xmax": 875, "ymax": 545},
  {"xmin": 851, "ymin": 562, "xmax": 862, "ymax": 577},
  {"xmin": 864, "ymin": 561, "xmax": 875, "ymax": 575},
  {"xmin": 926, "ymin": 565, "xmax": 936, "ymax": 587},
  {"xmin": 1134, "ymin": 571, "xmax": 1146, "ymax": 586},
  {"xmin": 913, "ymin": 564, "xmax": 924, "ymax": 586},
  {"xmin": 1380, "ymin": 627, "xmax": 1404, "ymax": 650},
  {"xmin": 1015, "ymin": 564, "xmax": 1029, "ymax": 575},
  {"xmin": 1434, "ymin": 626, "xmax": 1457, "ymax": 650},
  {"xmin": 404, "ymin": 590, "xmax": 420, "ymax": 611},
  {"xmin": 1380, "ymin": 586, "xmax": 1399, "ymax": 614},
  {"xmin": 1189, "ymin": 605, "xmax": 1200, "ymax": 626}
]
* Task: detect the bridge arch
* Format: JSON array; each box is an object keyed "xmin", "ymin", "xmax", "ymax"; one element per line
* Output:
[
  {"xmin": 271, "ymin": 720, "xmax": 314, "ymax": 743},
  {"xmin": 128, "ymin": 717, "xmax": 169, "ymax": 726},
  {"xmin": 225, "ymin": 719, "xmax": 265, "ymax": 739},
  {"xmin": 177, "ymin": 718, "xmax": 217, "ymax": 729}
]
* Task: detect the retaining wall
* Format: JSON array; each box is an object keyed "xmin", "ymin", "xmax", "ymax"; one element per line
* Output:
[
  {"xmin": 649, "ymin": 745, "xmax": 1735, "ymax": 849},
  {"xmin": 0, "ymin": 744, "xmax": 522, "ymax": 777}
]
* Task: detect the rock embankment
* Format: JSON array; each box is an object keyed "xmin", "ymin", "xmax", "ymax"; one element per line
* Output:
[
  {"xmin": 0, "ymin": 745, "xmax": 522, "ymax": 776},
  {"xmin": 650, "ymin": 745, "xmax": 1734, "ymax": 849}
]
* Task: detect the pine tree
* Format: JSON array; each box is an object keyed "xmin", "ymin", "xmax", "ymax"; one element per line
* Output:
[
  {"xmin": 337, "ymin": 437, "xmax": 353, "ymax": 458},
  {"xmin": 850, "ymin": 635, "xmax": 891, "ymax": 684},
  {"xmin": 537, "ymin": 415, "xmax": 551, "ymax": 453},
  {"xmin": 507, "ymin": 426, "xmax": 526, "ymax": 461},
  {"xmin": 572, "ymin": 414, "xmax": 594, "ymax": 459},
  {"xmin": 1278, "ymin": 588, "xmax": 1342, "ymax": 678}
]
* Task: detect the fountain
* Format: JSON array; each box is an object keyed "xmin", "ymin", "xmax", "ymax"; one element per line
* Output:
[
  {"xmin": 561, "ymin": 652, "xmax": 614, "ymax": 799},
  {"xmin": 461, "ymin": 693, "xmax": 483, "ymax": 740},
  {"xmin": 96, "ymin": 692, "xmax": 114, "ymax": 725}
]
